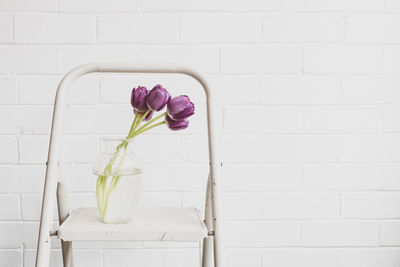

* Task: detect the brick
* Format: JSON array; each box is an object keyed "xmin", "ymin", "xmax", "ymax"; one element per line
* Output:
[
  {"xmin": 303, "ymin": 45, "xmax": 383, "ymax": 74},
  {"xmin": 0, "ymin": 137, "xmax": 17, "ymax": 163},
  {"xmin": 263, "ymin": 14, "xmax": 345, "ymax": 42},
  {"xmin": 0, "ymin": 166, "xmax": 45, "ymax": 193},
  {"xmin": 98, "ymin": 15, "xmax": 179, "ymax": 43},
  {"xmin": 18, "ymin": 136, "xmax": 49, "ymax": 164},
  {"xmin": 0, "ymin": 250, "xmax": 21, "ymax": 267},
  {"xmin": 0, "ymin": 223, "xmax": 23, "ymax": 248},
  {"xmin": 24, "ymin": 249, "xmax": 102, "ymax": 267},
  {"xmin": 303, "ymin": 164, "xmax": 381, "ymax": 190},
  {"xmin": 224, "ymin": 106, "xmax": 302, "ymax": 133},
  {"xmin": 143, "ymin": 164, "xmax": 208, "ymax": 192},
  {"xmin": 181, "ymin": 15, "xmax": 261, "ymax": 43},
  {"xmin": 63, "ymin": 105, "xmax": 132, "ymax": 134},
  {"xmin": 384, "ymin": 47, "xmax": 400, "ymax": 73},
  {"xmin": 60, "ymin": 164, "xmax": 96, "ymax": 192},
  {"xmin": 19, "ymin": 135, "xmax": 99, "ymax": 164},
  {"xmin": 140, "ymin": 192, "xmax": 181, "ymax": 207},
  {"xmin": 384, "ymin": 105, "xmax": 400, "ymax": 131},
  {"xmin": 14, "ymin": 14, "xmax": 95, "ymax": 44},
  {"xmin": 221, "ymin": 46, "xmax": 301, "ymax": 74},
  {"xmin": 19, "ymin": 75, "xmax": 99, "ymax": 104},
  {"xmin": 139, "ymin": 46, "xmax": 219, "ymax": 74},
  {"xmin": 104, "ymin": 249, "xmax": 183, "ymax": 267},
  {"xmin": 22, "ymin": 193, "xmax": 95, "ymax": 221},
  {"xmin": 342, "ymin": 75, "xmax": 400, "ymax": 104},
  {"xmin": 227, "ymin": 249, "xmax": 261, "ymax": 267},
  {"xmin": 56, "ymin": 46, "xmax": 139, "ymax": 73},
  {"xmin": 303, "ymin": 106, "xmax": 381, "ymax": 133},
  {"xmin": 224, "ymin": 0, "xmax": 304, "ymax": 11},
  {"xmin": 339, "ymin": 134, "xmax": 400, "ymax": 162},
  {"xmin": 220, "ymin": 135, "xmax": 339, "ymax": 162},
  {"xmin": 342, "ymin": 192, "xmax": 400, "ymax": 218},
  {"xmin": 61, "ymin": 135, "xmax": 99, "ymax": 163},
  {"xmin": 340, "ymin": 248, "xmax": 400, "ymax": 267},
  {"xmin": 0, "ymin": 0, "xmax": 57, "ymax": 11},
  {"xmin": 261, "ymin": 193, "xmax": 339, "ymax": 219},
  {"xmin": 209, "ymin": 74, "xmax": 261, "ymax": 104},
  {"xmin": 348, "ymin": 15, "xmax": 400, "ymax": 43},
  {"xmin": 0, "ymin": 195, "xmax": 19, "ymax": 220},
  {"xmin": 0, "ymin": 77, "xmax": 17, "ymax": 104},
  {"xmin": 181, "ymin": 192, "xmax": 205, "ymax": 215},
  {"xmin": 302, "ymin": 221, "xmax": 379, "ymax": 246},
  {"xmin": 0, "ymin": 15, "xmax": 12, "ymax": 43},
  {"xmin": 261, "ymin": 75, "xmax": 341, "ymax": 104},
  {"xmin": 60, "ymin": 0, "xmax": 139, "ymax": 12},
  {"xmin": 225, "ymin": 221, "xmax": 301, "ymax": 247},
  {"xmin": 181, "ymin": 135, "xmax": 209, "ymax": 163},
  {"xmin": 305, "ymin": 0, "xmax": 384, "ymax": 11},
  {"xmin": 262, "ymin": 249, "xmax": 340, "ymax": 267},
  {"xmin": 386, "ymin": 0, "xmax": 400, "ymax": 12},
  {"xmin": 134, "ymin": 135, "xmax": 181, "ymax": 163},
  {"xmin": 0, "ymin": 46, "xmax": 56, "ymax": 74},
  {"xmin": 382, "ymin": 164, "xmax": 400, "ymax": 190},
  {"xmin": 0, "ymin": 106, "xmax": 52, "ymax": 134},
  {"xmin": 143, "ymin": 0, "xmax": 219, "ymax": 10},
  {"xmin": 380, "ymin": 221, "xmax": 400, "ymax": 246},
  {"xmin": 222, "ymin": 163, "xmax": 302, "ymax": 191},
  {"xmin": 224, "ymin": 193, "xmax": 261, "ymax": 220}
]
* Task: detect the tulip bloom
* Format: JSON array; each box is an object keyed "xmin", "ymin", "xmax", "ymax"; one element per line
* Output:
[
  {"xmin": 167, "ymin": 95, "xmax": 195, "ymax": 120},
  {"xmin": 131, "ymin": 86, "xmax": 148, "ymax": 113},
  {"xmin": 146, "ymin": 84, "xmax": 170, "ymax": 111},
  {"xmin": 165, "ymin": 115, "xmax": 189, "ymax": 130}
]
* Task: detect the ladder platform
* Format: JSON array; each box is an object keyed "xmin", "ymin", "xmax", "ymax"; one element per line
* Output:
[{"xmin": 58, "ymin": 207, "xmax": 208, "ymax": 242}]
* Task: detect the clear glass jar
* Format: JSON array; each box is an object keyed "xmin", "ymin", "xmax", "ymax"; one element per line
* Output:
[{"xmin": 93, "ymin": 138, "xmax": 143, "ymax": 223}]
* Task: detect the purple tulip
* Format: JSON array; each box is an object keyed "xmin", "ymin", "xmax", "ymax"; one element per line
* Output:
[
  {"xmin": 131, "ymin": 86, "xmax": 148, "ymax": 113},
  {"xmin": 165, "ymin": 115, "xmax": 189, "ymax": 130},
  {"xmin": 134, "ymin": 110, "xmax": 154, "ymax": 121},
  {"xmin": 146, "ymin": 84, "xmax": 170, "ymax": 111},
  {"xmin": 167, "ymin": 95, "xmax": 195, "ymax": 121}
]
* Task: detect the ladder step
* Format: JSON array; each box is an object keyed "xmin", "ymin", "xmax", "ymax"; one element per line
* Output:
[{"xmin": 58, "ymin": 207, "xmax": 208, "ymax": 242}]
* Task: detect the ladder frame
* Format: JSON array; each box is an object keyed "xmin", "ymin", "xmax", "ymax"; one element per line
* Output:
[{"xmin": 34, "ymin": 63, "xmax": 224, "ymax": 267}]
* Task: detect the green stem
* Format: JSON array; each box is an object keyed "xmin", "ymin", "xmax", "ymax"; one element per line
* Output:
[
  {"xmin": 127, "ymin": 112, "xmax": 139, "ymax": 138},
  {"xmin": 131, "ymin": 109, "xmax": 151, "ymax": 134},
  {"xmin": 134, "ymin": 111, "xmax": 167, "ymax": 136},
  {"xmin": 132, "ymin": 121, "xmax": 166, "ymax": 137}
]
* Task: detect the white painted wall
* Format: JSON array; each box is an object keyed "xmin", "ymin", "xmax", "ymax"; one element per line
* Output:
[{"xmin": 1, "ymin": 0, "xmax": 400, "ymax": 266}]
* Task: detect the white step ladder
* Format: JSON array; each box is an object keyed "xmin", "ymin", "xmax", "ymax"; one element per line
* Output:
[{"xmin": 34, "ymin": 63, "xmax": 224, "ymax": 267}]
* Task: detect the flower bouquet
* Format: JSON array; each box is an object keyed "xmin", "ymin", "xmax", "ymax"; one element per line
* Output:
[{"xmin": 93, "ymin": 84, "xmax": 195, "ymax": 223}]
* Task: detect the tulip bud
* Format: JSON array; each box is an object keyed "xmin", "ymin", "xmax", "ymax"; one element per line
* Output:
[
  {"xmin": 146, "ymin": 84, "xmax": 170, "ymax": 111},
  {"xmin": 167, "ymin": 95, "xmax": 195, "ymax": 121},
  {"xmin": 134, "ymin": 110, "xmax": 154, "ymax": 121},
  {"xmin": 131, "ymin": 86, "xmax": 148, "ymax": 113},
  {"xmin": 165, "ymin": 115, "xmax": 189, "ymax": 130}
]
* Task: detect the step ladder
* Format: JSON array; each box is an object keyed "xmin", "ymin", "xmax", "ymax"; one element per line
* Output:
[{"xmin": 34, "ymin": 63, "xmax": 224, "ymax": 267}]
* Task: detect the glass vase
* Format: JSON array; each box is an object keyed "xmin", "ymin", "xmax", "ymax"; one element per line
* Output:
[{"xmin": 93, "ymin": 138, "xmax": 143, "ymax": 223}]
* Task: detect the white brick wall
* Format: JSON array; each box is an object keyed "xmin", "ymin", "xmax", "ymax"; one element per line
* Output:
[{"xmin": 1, "ymin": 0, "xmax": 400, "ymax": 266}]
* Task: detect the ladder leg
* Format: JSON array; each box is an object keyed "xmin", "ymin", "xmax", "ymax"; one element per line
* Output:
[
  {"xmin": 57, "ymin": 182, "xmax": 74, "ymax": 267},
  {"xmin": 202, "ymin": 175, "xmax": 214, "ymax": 267},
  {"xmin": 35, "ymin": 236, "xmax": 51, "ymax": 267},
  {"xmin": 35, "ymin": 172, "xmax": 58, "ymax": 267}
]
